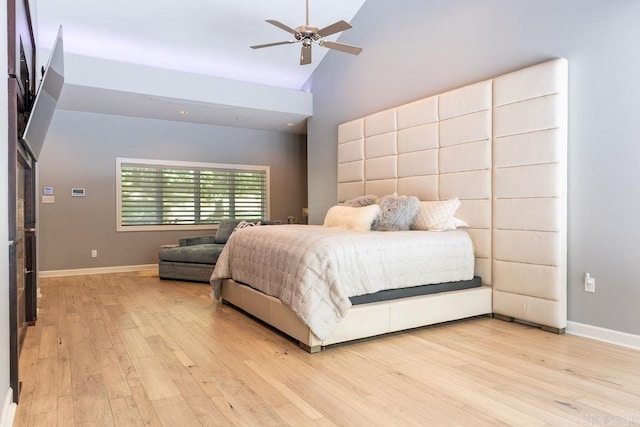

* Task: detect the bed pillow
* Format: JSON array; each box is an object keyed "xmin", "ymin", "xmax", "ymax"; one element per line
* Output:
[
  {"xmin": 343, "ymin": 194, "xmax": 379, "ymax": 207},
  {"xmin": 371, "ymin": 195, "xmax": 420, "ymax": 231},
  {"xmin": 215, "ymin": 219, "xmax": 242, "ymax": 243},
  {"xmin": 233, "ymin": 220, "xmax": 260, "ymax": 232},
  {"xmin": 215, "ymin": 219, "xmax": 262, "ymax": 243},
  {"xmin": 323, "ymin": 204, "xmax": 380, "ymax": 231},
  {"xmin": 443, "ymin": 216, "xmax": 468, "ymax": 231},
  {"xmin": 412, "ymin": 198, "xmax": 461, "ymax": 231}
]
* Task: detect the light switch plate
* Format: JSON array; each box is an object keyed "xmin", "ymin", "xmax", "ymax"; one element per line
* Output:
[{"xmin": 42, "ymin": 195, "xmax": 55, "ymax": 204}]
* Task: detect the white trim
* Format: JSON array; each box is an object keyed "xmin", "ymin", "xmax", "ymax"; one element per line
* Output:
[
  {"xmin": 39, "ymin": 264, "xmax": 157, "ymax": 278},
  {"xmin": 116, "ymin": 157, "xmax": 270, "ymax": 172},
  {"xmin": 567, "ymin": 321, "xmax": 640, "ymax": 351},
  {"xmin": 0, "ymin": 388, "xmax": 16, "ymax": 427},
  {"xmin": 115, "ymin": 157, "xmax": 271, "ymax": 232}
]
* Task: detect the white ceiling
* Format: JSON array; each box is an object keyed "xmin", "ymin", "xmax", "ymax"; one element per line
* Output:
[{"xmin": 32, "ymin": 0, "xmax": 367, "ymax": 133}]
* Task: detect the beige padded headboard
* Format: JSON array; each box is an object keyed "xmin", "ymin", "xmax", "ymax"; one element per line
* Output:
[{"xmin": 337, "ymin": 58, "xmax": 568, "ymax": 331}]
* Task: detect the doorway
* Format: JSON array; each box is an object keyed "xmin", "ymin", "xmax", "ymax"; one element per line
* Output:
[{"xmin": 9, "ymin": 144, "xmax": 37, "ymax": 402}]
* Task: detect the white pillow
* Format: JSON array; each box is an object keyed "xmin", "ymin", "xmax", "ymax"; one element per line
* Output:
[
  {"xmin": 233, "ymin": 220, "xmax": 260, "ymax": 232},
  {"xmin": 441, "ymin": 216, "xmax": 468, "ymax": 231},
  {"xmin": 323, "ymin": 205, "xmax": 380, "ymax": 231},
  {"xmin": 412, "ymin": 198, "xmax": 461, "ymax": 231}
]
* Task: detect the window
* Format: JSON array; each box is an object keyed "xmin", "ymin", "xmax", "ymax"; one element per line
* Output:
[{"xmin": 116, "ymin": 158, "xmax": 269, "ymax": 231}]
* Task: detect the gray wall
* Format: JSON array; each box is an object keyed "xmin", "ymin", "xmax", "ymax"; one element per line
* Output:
[
  {"xmin": 38, "ymin": 110, "xmax": 307, "ymax": 271},
  {"xmin": 307, "ymin": 0, "xmax": 640, "ymax": 335}
]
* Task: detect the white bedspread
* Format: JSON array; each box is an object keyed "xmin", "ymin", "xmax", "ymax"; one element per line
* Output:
[{"xmin": 210, "ymin": 225, "xmax": 474, "ymax": 340}]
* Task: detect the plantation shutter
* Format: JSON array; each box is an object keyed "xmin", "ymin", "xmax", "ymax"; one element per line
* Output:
[{"xmin": 120, "ymin": 162, "xmax": 267, "ymax": 227}]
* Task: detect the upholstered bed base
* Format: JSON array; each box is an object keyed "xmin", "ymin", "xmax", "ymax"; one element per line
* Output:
[{"xmin": 221, "ymin": 278, "xmax": 492, "ymax": 352}]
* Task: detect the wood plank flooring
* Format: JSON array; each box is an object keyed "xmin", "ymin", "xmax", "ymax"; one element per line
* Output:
[{"xmin": 14, "ymin": 272, "xmax": 640, "ymax": 426}]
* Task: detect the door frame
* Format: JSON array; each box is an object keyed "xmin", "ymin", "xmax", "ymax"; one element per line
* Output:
[{"xmin": 7, "ymin": 0, "xmax": 37, "ymax": 403}]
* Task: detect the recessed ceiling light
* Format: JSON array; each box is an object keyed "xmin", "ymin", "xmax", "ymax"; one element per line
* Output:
[
  {"xmin": 287, "ymin": 122, "xmax": 295, "ymax": 127},
  {"xmin": 177, "ymin": 110, "xmax": 189, "ymax": 115}
]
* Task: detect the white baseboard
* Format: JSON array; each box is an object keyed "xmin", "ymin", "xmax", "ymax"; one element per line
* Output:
[
  {"xmin": 39, "ymin": 264, "xmax": 158, "ymax": 278},
  {"xmin": 0, "ymin": 388, "xmax": 16, "ymax": 427},
  {"xmin": 567, "ymin": 321, "xmax": 640, "ymax": 351}
]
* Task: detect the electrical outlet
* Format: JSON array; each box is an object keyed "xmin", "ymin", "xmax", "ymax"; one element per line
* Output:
[
  {"xmin": 91, "ymin": 249, "xmax": 98, "ymax": 258},
  {"xmin": 584, "ymin": 272, "xmax": 595, "ymax": 293}
]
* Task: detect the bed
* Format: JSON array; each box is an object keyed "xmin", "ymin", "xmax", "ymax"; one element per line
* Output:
[{"xmin": 210, "ymin": 58, "xmax": 568, "ymax": 352}]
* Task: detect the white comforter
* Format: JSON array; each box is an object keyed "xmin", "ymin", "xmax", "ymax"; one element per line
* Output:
[{"xmin": 210, "ymin": 225, "xmax": 474, "ymax": 340}]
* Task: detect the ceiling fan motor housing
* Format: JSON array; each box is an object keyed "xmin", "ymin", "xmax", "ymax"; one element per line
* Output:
[{"xmin": 295, "ymin": 25, "xmax": 320, "ymax": 41}]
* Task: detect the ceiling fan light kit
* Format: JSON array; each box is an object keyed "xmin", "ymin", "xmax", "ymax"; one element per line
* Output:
[{"xmin": 251, "ymin": 0, "xmax": 362, "ymax": 65}]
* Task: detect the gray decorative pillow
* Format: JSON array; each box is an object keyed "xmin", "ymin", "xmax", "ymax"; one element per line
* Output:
[
  {"xmin": 215, "ymin": 219, "xmax": 243, "ymax": 243},
  {"xmin": 372, "ymin": 195, "xmax": 420, "ymax": 231},
  {"xmin": 343, "ymin": 194, "xmax": 379, "ymax": 208}
]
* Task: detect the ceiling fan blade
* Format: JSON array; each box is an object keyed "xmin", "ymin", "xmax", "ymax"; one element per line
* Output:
[
  {"xmin": 300, "ymin": 46, "xmax": 312, "ymax": 65},
  {"xmin": 320, "ymin": 40, "xmax": 363, "ymax": 55},
  {"xmin": 250, "ymin": 41, "xmax": 295, "ymax": 49},
  {"xmin": 316, "ymin": 20, "xmax": 352, "ymax": 38},
  {"xmin": 266, "ymin": 19, "xmax": 298, "ymax": 35}
]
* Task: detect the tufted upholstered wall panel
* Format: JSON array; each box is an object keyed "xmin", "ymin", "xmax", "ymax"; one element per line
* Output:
[
  {"xmin": 492, "ymin": 59, "xmax": 568, "ymax": 330},
  {"xmin": 337, "ymin": 58, "xmax": 568, "ymax": 331},
  {"xmin": 338, "ymin": 80, "xmax": 494, "ymax": 286}
]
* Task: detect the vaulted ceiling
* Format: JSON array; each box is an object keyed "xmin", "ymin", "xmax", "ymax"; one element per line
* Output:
[{"xmin": 32, "ymin": 0, "xmax": 367, "ymax": 133}]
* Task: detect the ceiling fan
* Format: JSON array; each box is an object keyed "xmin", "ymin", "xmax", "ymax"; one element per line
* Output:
[{"xmin": 250, "ymin": 0, "xmax": 363, "ymax": 65}]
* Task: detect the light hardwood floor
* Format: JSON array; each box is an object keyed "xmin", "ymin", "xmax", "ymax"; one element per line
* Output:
[{"xmin": 14, "ymin": 272, "xmax": 640, "ymax": 426}]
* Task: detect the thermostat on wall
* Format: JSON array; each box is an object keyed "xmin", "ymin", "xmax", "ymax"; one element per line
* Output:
[{"xmin": 71, "ymin": 188, "xmax": 86, "ymax": 197}]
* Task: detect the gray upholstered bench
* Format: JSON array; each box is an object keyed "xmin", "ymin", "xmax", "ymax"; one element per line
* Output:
[
  {"xmin": 158, "ymin": 219, "xmax": 243, "ymax": 282},
  {"xmin": 158, "ymin": 239, "xmax": 223, "ymax": 282},
  {"xmin": 158, "ymin": 219, "xmax": 280, "ymax": 282}
]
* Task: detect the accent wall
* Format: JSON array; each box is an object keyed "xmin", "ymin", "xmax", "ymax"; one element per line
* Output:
[{"xmin": 306, "ymin": 0, "xmax": 640, "ymax": 336}]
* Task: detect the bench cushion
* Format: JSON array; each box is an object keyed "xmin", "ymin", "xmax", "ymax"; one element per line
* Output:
[{"xmin": 159, "ymin": 243, "xmax": 225, "ymax": 264}]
